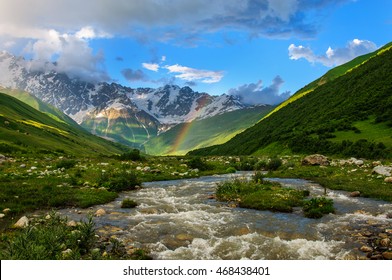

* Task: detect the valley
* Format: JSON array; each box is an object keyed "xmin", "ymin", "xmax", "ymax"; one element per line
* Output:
[{"xmin": 0, "ymin": 42, "xmax": 391, "ymax": 261}]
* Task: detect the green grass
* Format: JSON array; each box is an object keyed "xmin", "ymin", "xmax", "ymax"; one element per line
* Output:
[
  {"xmin": 269, "ymin": 159, "xmax": 392, "ymax": 202},
  {"xmin": 331, "ymin": 117, "xmax": 392, "ymax": 146},
  {"xmin": 216, "ymin": 177, "xmax": 309, "ymax": 213}
]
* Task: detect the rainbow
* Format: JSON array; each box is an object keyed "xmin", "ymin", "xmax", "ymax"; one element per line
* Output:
[{"xmin": 167, "ymin": 95, "xmax": 210, "ymax": 155}]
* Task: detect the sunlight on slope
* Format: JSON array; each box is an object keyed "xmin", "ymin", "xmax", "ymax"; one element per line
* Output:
[{"xmin": 19, "ymin": 120, "xmax": 69, "ymax": 136}]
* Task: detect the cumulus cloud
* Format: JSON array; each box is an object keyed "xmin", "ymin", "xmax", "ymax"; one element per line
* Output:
[
  {"xmin": 164, "ymin": 64, "xmax": 224, "ymax": 84},
  {"xmin": 288, "ymin": 39, "xmax": 378, "ymax": 67},
  {"xmin": 228, "ymin": 76, "xmax": 291, "ymax": 105},
  {"xmin": 121, "ymin": 68, "xmax": 148, "ymax": 82},
  {"xmin": 19, "ymin": 28, "xmax": 109, "ymax": 82},
  {"xmin": 142, "ymin": 62, "xmax": 160, "ymax": 72}
]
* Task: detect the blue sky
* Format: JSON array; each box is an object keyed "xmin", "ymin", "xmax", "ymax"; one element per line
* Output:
[{"xmin": 0, "ymin": 0, "xmax": 391, "ymax": 105}]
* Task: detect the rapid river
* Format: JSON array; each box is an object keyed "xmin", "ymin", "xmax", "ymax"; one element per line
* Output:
[{"xmin": 60, "ymin": 172, "xmax": 392, "ymax": 260}]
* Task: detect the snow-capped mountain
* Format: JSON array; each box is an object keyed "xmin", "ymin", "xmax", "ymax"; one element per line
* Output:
[{"xmin": 0, "ymin": 51, "xmax": 247, "ymax": 148}]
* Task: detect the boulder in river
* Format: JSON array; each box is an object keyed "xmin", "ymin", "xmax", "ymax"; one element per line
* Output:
[{"xmin": 302, "ymin": 154, "xmax": 330, "ymax": 166}]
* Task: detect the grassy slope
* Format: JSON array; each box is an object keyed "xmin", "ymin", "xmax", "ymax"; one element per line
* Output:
[
  {"xmin": 261, "ymin": 42, "xmax": 392, "ymax": 122},
  {"xmin": 144, "ymin": 105, "xmax": 273, "ymax": 155},
  {"xmin": 0, "ymin": 92, "xmax": 129, "ymax": 156},
  {"xmin": 189, "ymin": 42, "xmax": 392, "ymax": 158}
]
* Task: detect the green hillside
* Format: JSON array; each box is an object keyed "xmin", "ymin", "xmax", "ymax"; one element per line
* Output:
[
  {"xmin": 144, "ymin": 105, "xmax": 273, "ymax": 155},
  {"xmin": 0, "ymin": 92, "xmax": 129, "ymax": 156},
  {"xmin": 189, "ymin": 42, "xmax": 392, "ymax": 159},
  {"xmin": 0, "ymin": 87, "xmax": 81, "ymax": 127}
]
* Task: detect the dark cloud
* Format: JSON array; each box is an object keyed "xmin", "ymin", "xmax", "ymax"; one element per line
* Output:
[
  {"xmin": 228, "ymin": 76, "xmax": 291, "ymax": 105},
  {"xmin": 0, "ymin": 0, "xmax": 352, "ymax": 42},
  {"xmin": 121, "ymin": 68, "xmax": 148, "ymax": 82}
]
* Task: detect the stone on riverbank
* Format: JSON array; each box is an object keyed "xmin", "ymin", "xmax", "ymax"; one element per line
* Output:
[
  {"xmin": 302, "ymin": 154, "xmax": 330, "ymax": 166},
  {"xmin": 372, "ymin": 166, "xmax": 392, "ymax": 177},
  {"xmin": 13, "ymin": 216, "xmax": 29, "ymax": 228}
]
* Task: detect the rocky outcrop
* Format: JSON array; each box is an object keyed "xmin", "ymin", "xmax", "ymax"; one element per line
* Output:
[{"xmin": 302, "ymin": 154, "xmax": 330, "ymax": 166}]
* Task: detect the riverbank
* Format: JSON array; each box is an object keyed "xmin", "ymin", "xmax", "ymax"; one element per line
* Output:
[{"xmin": 1, "ymin": 153, "xmax": 391, "ymax": 259}]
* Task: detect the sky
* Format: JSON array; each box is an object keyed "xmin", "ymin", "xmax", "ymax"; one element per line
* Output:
[{"xmin": 0, "ymin": 0, "xmax": 391, "ymax": 105}]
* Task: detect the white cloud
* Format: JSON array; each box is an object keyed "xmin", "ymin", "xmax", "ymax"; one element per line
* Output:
[
  {"xmin": 288, "ymin": 39, "xmax": 378, "ymax": 67},
  {"xmin": 228, "ymin": 76, "xmax": 291, "ymax": 105},
  {"xmin": 142, "ymin": 62, "xmax": 160, "ymax": 72},
  {"xmin": 20, "ymin": 27, "xmax": 109, "ymax": 82},
  {"xmin": 165, "ymin": 64, "xmax": 224, "ymax": 84}
]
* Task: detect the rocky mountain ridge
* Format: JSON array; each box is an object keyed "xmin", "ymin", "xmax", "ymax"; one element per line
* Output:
[{"xmin": 0, "ymin": 51, "xmax": 247, "ymax": 148}]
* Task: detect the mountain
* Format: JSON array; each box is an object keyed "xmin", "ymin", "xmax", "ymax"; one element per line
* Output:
[
  {"xmin": 144, "ymin": 105, "xmax": 273, "ymax": 155},
  {"xmin": 0, "ymin": 91, "xmax": 129, "ymax": 156},
  {"xmin": 189, "ymin": 42, "xmax": 392, "ymax": 159},
  {"xmin": 0, "ymin": 51, "xmax": 246, "ymax": 149}
]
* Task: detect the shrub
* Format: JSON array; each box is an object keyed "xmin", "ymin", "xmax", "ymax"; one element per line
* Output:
[
  {"xmin": 266, "ymin": 158, "xmax": 282, "ymax": 171},
  {"xmin": 255, "ymin": 160, "xmax": 268, "ymax": 170},
  {"xmin": 187, "ymin": 157, "xmax": 211, "ymax": 171},
  {"xmin": 225, "ymin": 167, "xmax": 236, "ymax": 173},
  {"xmin": 121, "ymin": 199, "xmax": 138, "ymax": 208},
  {"xmin": 55, "ymin": 159, "xmax": 77, "ymax": 170},
  {"xmin": 303, "ymin": 197, "xmax": 335, "ymax": 219},
  {"xmin": 118, "ymin": 149, "xmax": 144, "ymax": 161},
  {"xmin": 98, "ymin": 169, "xmax": 141, "ymax": 192},
  {"xmin": 252, "ymin": 171, "xmax": 265, "ymax": 183}
]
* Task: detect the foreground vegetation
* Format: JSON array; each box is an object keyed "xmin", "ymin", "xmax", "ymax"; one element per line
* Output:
[
  {"xmin": 1, "ymin": 148, "xmax": 391, "ymax": 259},
  {"xmin": 0, "ymin": 212, "xmax": 151, "ymax": 260},
  {"xmin": 216, "ymin": 173, "xmax": 334, "ymax": 218}
]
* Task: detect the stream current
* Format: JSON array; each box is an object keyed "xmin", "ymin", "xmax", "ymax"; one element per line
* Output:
[{"xmin": 60, "ymin": 172, "xmax": 392, "ymax": 260}]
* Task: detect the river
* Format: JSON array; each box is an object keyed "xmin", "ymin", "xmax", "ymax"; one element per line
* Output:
[{"xmin": 59, "ymin": 172, "xmax": 392, "ymax": 260}]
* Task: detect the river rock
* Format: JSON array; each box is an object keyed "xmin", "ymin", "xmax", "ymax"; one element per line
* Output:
[
  {"xmin": 360, "ymin": 245, "xmax": 373, "ymax": 253},
  {"xmin": 13, "ymin": 216, "xmax": 29, "ymax": 228},
  {"xmin": 372, "ymin": 166, "xmax": 392, "ymax": 177},
  {"xmin": 382, "ymin": 251, "xmax": 392, "ymax": 260},
  {"xmin": 384, "ymin": 177, "xmax": 392, "ymax": 183},
  {"xmin": 140, "ymin": 208, "xmax": 159, "ymax": 215},
  {"xmin": 176, "ymin": 233, "xmax": 193, "ymax": 241},
  {"xmin": 235, "ymin": 227, "xmax": 251, "ymax": 236},
  {"xmin": 0, "ymin": 214, "xmax": 5, "ymax": 219},
  {"xmin": 95, "ymin": 208, "xmax": 107, "ymax": 217},
  {"xmin": 380, "ymin": 238, "xmax": 391, "ymax": 247},
  {"xmin": 302, "ymin": 154, "xmax": 330, "ymax": 166},
  {"xmin": 349, "ymin": 191, "xmax": 361, "ymax": 197},
  {"xmin": 3, "ymin": 208, "xmax": 11, "ymax": 213}
]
